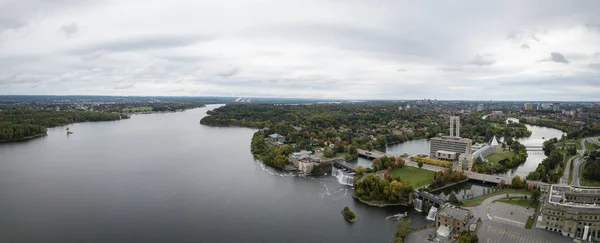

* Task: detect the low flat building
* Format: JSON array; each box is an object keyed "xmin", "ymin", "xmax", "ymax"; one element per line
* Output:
[
  {"xmin": 268, "ymin": 133, "xmax": 285, "ymax": 143},
  {"xmin": 538, "ymin": 185, "xmax": 600, "ymax": 242}
]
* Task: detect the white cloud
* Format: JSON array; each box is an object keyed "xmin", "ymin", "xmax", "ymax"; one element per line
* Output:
[{"xmin": 0, "ymin": 0, "xmax": 599, "ymax": 100}]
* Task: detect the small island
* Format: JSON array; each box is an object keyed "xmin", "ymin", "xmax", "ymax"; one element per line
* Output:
[{"xmin": 341, "ymin": 206, "xmax": 358, "ymax": 223}]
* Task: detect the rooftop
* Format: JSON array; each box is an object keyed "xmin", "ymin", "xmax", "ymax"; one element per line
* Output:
[
  {"xmin": 438, "ymin": 205, "xmax": 470, "ymax": 220},
  {"xmin": 548, "ymin": 185, "xmax": 600, "ymax": 208},
  {"xmin": 268, "ymin": 133, "xmax": 285, "ymax": 139},
  {"xmin": 431, "ymin": 136, "xmax": 472, "ymax": 142}
]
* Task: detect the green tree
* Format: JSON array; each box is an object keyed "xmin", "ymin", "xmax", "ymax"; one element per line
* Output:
[
  {"xmin": 372, "ymin": 158, "xmax": 383, "ymax": 171},
  {"xmin": 448, "ymin": 193, "xmax": 459, "ymax": 204},
  {"xmin": 531, "ymin": 187, "xmax": 541, "ymax": 203},
  {"xmin": 324, "ymin": 148, "xmax": 335, "ymax": 158},
  {"xmin": 418, "ymin": 161, "xmax": 424, "ymax": 168}
]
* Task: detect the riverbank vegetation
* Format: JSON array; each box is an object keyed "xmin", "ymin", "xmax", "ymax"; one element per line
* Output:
[
  {"xmin": 341, "ymin": 207, "xmax": 357, "ymax": 222},
  {"xmin": 392, "ymin": 218, "xmax": 412, "ymax": 243},
  {"xmin": 0, "ymin": 97, "xmax": 206, "ymax": 142},
  {"xmin": 428, "ymin": 169, "xmax": 468, "ymax": 190},
  {"xmin": 0, "ymin": 110, "xmax": 126, "ymax": 142},
  {"xmin": 353, "ymin": 173, "xmax": 415, "ymax": 205},
  {"xmin": 472, "ymin": 140, "xmax": 527, "ymax": 174}
]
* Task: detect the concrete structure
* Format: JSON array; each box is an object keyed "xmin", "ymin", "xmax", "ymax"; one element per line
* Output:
[
  {"xmin": 435, "ymin": 205, "xmax": 472, "ymax": 241},
  {"xmin": 476, "ymin": 104, "xmax": 484, "ymax": 112},
  {"xmin": 435, "ymin": 150, "xmax": 458, "ymax": 161},
  {"xmin": 290, "ymin": 150, "xmax": 311, "ymax": 160},
  {"xmin": 489, "ymin": 111, "xmax": 504, "ymax": 119},
  {"xmin": 430, "ymin": 116, "xmax": 472, "ymax": 161},
  {"xmin": 553, "ymin": 103, "xmax": 560, "ymax": 112},
  {"xmin": 524, "ymin": 103, "xmax": 533, "ymax": 111},
  {"xmin": 430, "ymin": 136, "xmax": 472, "ymax": 160},
  {"xmin": 538, "ymin": 185, "xmax": 600, "ymax": 242},
  {"xmin": 449, "ymin": 116, "xmax": 461, "ymax": 137},
  {"xmin": 268, "ymin": 133, "xmax": 285, "ymax": 143}
]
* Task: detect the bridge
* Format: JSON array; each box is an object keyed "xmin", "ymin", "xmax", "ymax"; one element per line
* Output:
[
  {"xmin": 524, "ymin": 145, "xmax": 543, "ymax": 151},
  {"xmin": 333, "ymin": 160, "xmax": 356, "ymax": 172},
  {"xmin": 357, "ymin": 149, "xmax": 388, "ymax": 159},
  {"xmin": 415, "ymin": 190, "xmax": 445, "ymax": 206}
]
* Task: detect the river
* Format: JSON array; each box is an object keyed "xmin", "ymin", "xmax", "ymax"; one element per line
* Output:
[{"xmin": 0, "ymin": 105, "xmax": 427, "ymax": 243}]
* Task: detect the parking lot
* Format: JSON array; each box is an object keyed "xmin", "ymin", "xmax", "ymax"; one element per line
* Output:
[{"xmin": 487, "ymin": 201, "xmax": 534, "ymax": 228}]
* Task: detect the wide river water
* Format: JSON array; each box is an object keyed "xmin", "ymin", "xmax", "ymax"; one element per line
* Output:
[{"xmin": 0, "ymin": 105, "xmax": 428, "ymax": 243}]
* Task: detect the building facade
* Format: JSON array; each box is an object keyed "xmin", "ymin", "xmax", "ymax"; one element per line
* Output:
[
  {"xmin": 430, "ymin": 136, "xmax": 472, "ymax": 160},
  {"xmin": 436, "ymin": 205, "xmax": 472, "ymax": 241},
  {"xmin": 538, "ymin": 185, "xmax": 600, "ymax": 242}
]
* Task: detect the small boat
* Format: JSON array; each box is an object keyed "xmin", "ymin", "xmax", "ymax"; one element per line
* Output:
[{"xmin": 66, "ymin": 127, "xmax": 74, "ymax": 135}]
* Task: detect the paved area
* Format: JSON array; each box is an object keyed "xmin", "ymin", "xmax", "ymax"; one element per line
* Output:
[
  {"xmin": 479, "ymin": 221, "xmax": 570, "ymax": 243},
  {"xmin": 487, "ymin": 202, "xmax": 534, "ymax": 228},
  {"xmin": 403, "ymin": 227, "xmax": 436, "ymax": 243}
]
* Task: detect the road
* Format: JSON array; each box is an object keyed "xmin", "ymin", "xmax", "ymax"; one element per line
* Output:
[{"xmin": 564, "ymin": 136, "xmax": 600, "ymax": 186}]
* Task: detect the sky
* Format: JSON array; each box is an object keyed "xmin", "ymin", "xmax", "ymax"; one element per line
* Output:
[{"xmin": 1, "ymin": 0, "xmax": 600, "ymax": 101}]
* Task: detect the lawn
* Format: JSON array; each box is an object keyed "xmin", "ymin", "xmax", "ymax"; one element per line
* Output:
[
  {"xmin": 485, "ymin": 151, "xmax": 515, "ymax": 164},
  {"xmin": 568, "ymin": 156, "xmax": 575, "ymax": 184},
  {"xmin": 389, "ymin": 166, "xmax": 435, "ymax": 187},
  {"xmin": 461, "ymin": 189, "xmax": 531, "ymax": 207},
  {"xmin": 495, "ymin": 197, "xmax": 538, "ymax": 208},
  {"xmin": 578, "ymin": 161, "xmax": 600, "ymax": 187},
  {"xmin": 585, "ymin": 141, "xmax": 599, "ymax": 151}
]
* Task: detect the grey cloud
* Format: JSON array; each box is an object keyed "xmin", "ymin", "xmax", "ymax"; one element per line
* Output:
[
  {"xmin": 507, "ymin": 30, "xmax": 524, "ymax": 41},
  {"xmin": 438, "ymin": 67, "xmax": 461, "ymax": 72},
  {"xmin": 396, "ymin": 68, "xmax": 407, "ymax": 72},
  {"xmin": 469, "ymin": 54, "xmax": 496, "ymax": 66},
  {"xmin": 550, "ymin": 52, "xmax": 569, "ymax": 64},
  {"xmin": 520, "ymin": 44, "xmax": 530, "ymax": 49},
  {"xmin": 70, "ymin": 35, "xmax": 212, "ymax": 54},
  {"xmin": 216, "ymin": 67, "xmax": 240, "ymax": 78},
  {"xmin": 114, "ymin": 83, "xmax": 136, "ymax": 90},
  {"xmin": 585, "ymin": 24, "xmax": 600, "ymax": 32},
  {"xmin": 59, "ymin": 23, "xmax": 79, "ymax": 38},
  {"xmin": 0, "ymin": 0, "xmax": 96, "ymax": 33},
  {"xmin": 595, "ymin": 52, "xmax": 600, "ymax": 58},
  {"xmin": 589, "ymin": 63, "xmax": 600, "ymax": 71},
  {"xmin": 540, "ymin": 52, "xmax": 570, "ymax": 64}
]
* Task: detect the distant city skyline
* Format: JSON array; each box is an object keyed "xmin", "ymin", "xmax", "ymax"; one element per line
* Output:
[{"xmin": 1, "ymin": 0, "xmax": 599, "ymax": 101}]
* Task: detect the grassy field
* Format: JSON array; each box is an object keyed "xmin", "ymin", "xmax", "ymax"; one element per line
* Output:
[
  {"xmin": 578, "ymin": 161, "xmax": 600, "ymax": 187},
  {"xmin": 123, "ymin": 106, "xmax": 153, "ymax": 112},
  {"xmin": 495, "ymin": 197, "xmax": 538, "ymax": 208},
  {"xmin": 389, "ymin": 166, "xmax": 434, "ymax": 187},
  {"xmin": 525, "ymin": 216, "xmax": 535, "ymax": 229},
  {"xmin": 557, "ymin": 139, "xmax": 582, "ymax": 150},
  {"xmin": 585, "ymin": 141, "xmax": 599, "ymax": 151},
  {"xmin": 581, "ymin": 177, "xmax": 600, "ymax": 187},
  {"xmin": 568, "ymin": 156, "xmax": 575, "ymax": 184},
  {"xmin": 485, "ymin": 151, "xmax": 515, "ymax": 164},
  {"xmin": 461, "ymin": 189, "xmax": 531, "ymax": 207}
]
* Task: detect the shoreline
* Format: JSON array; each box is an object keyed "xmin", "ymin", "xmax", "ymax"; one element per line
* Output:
[
  {"xmin": 0, "ymin": 133, "xmax": 47, "ymax": 144},
  {"xmin": 351, "ymin": 193, "xmax": 410, "ymax": 207}
]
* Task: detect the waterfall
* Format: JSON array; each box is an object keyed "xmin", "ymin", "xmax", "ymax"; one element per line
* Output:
[
  {"xmin": 414, "ymin": 198, "xmax": 423, "ymax": 212},
  {"xmin": 331, "ymin": 166, "xmax": 355, "ymax": 186},
  {"xmin": 426, "ymin": 206, "xmax": 438, "ymax": 221}
]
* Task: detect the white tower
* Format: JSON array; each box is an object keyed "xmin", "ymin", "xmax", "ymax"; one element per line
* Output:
[{"xmin": 449, "ymin": 116, "xmax": 460, "ymax": 137}]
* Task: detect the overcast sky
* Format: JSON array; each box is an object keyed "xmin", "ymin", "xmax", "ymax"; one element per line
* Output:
[{"xmin": 1, "ymin": 0, "xmax": 599, "ymax": 101}]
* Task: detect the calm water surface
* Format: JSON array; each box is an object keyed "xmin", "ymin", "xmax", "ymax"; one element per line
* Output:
[{"xmin": 0, "ymin": 105, "xmax": 428, "ymax": 243}]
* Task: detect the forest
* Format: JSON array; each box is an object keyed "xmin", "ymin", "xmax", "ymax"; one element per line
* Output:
[{"xmin": 0, "ymin": 110, "xmax": 125, "ymax": 142}]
